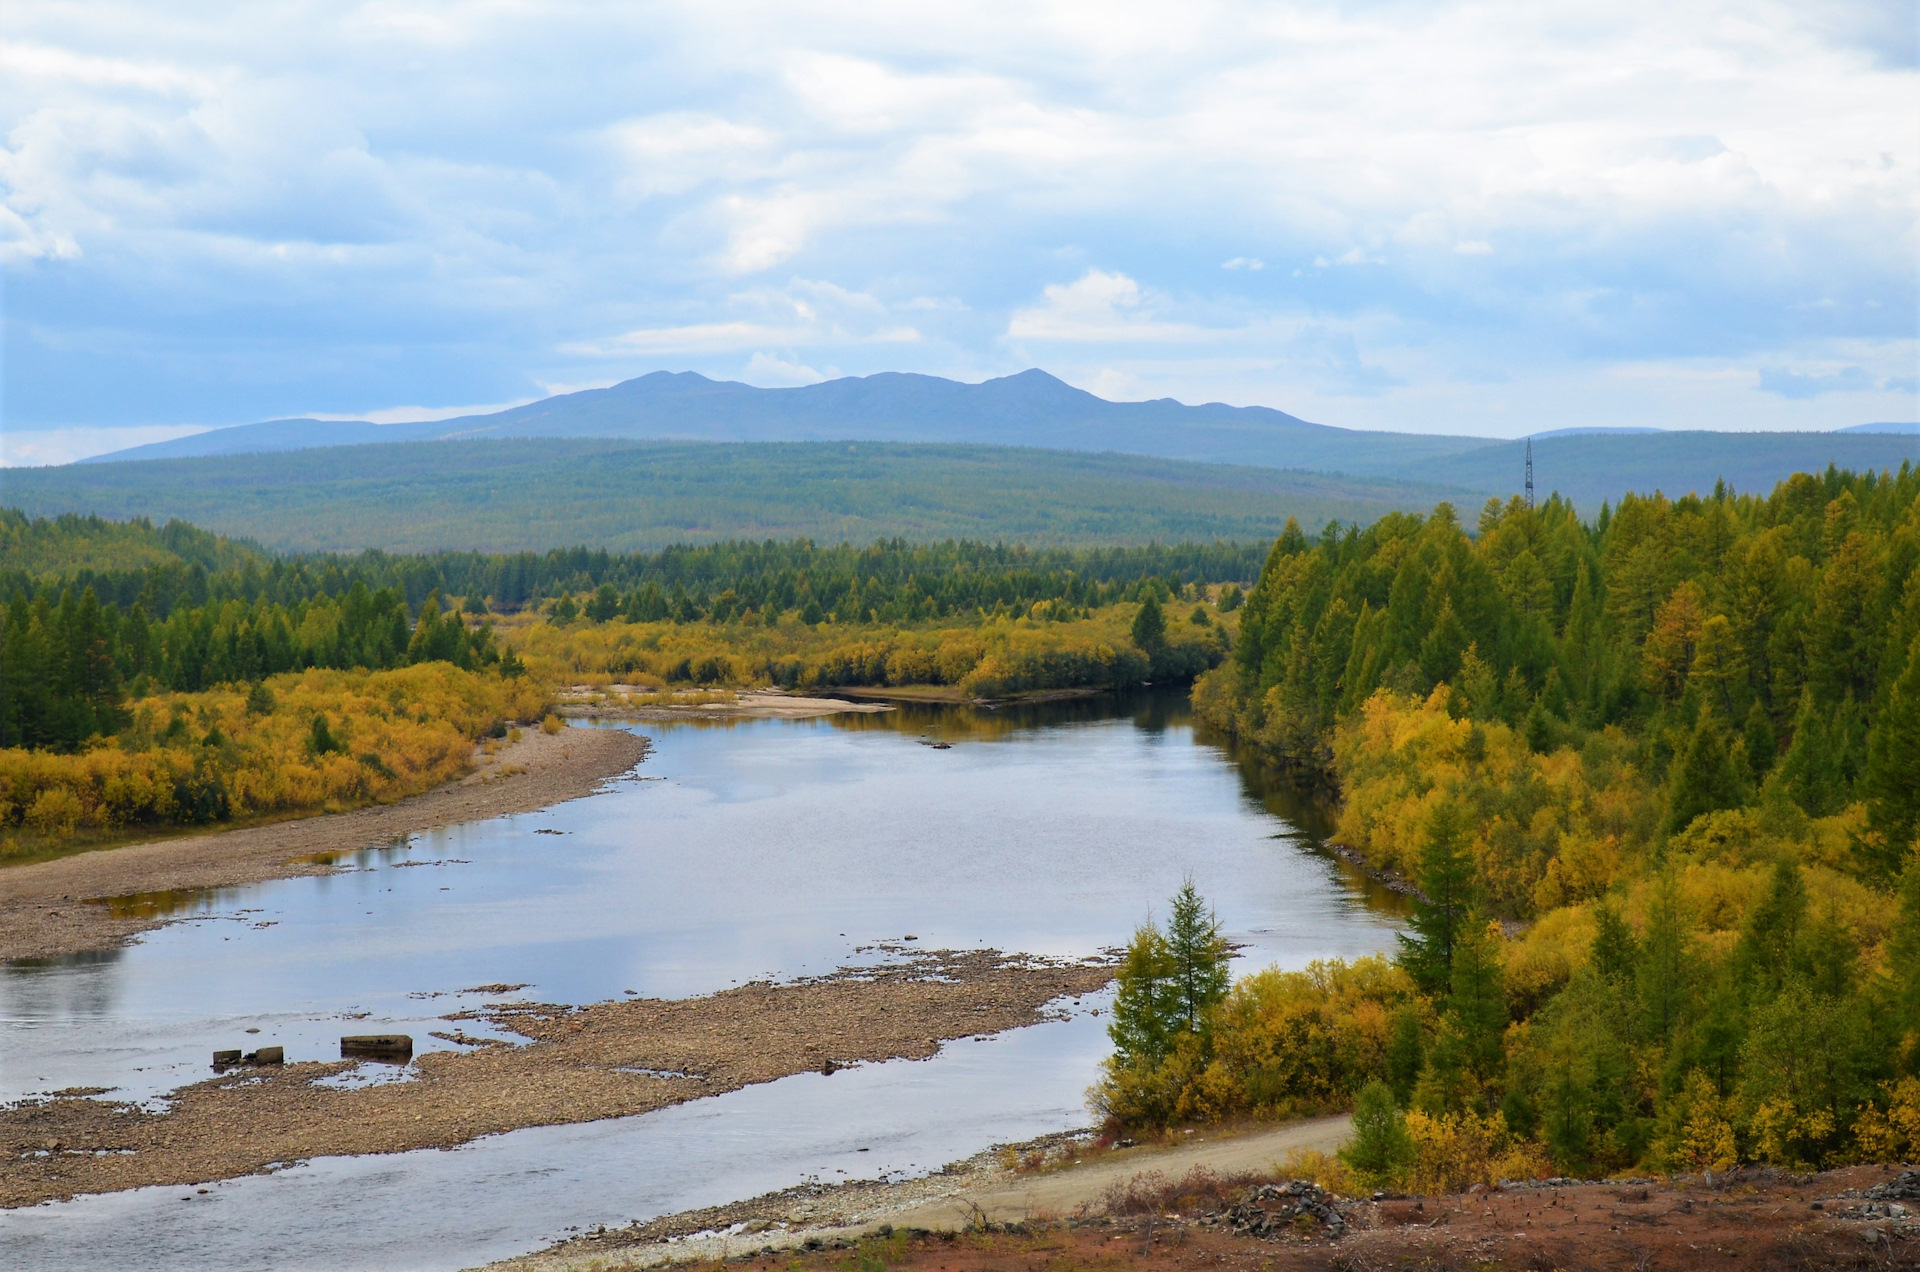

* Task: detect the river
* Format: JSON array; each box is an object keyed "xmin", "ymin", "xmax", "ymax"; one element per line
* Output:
[{"xmin": 0, "ymin": 689, "xmax": 1403, "ymax": 1270}]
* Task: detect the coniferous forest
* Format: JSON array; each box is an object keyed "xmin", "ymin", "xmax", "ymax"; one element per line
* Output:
[{"xmin": 1100, "ymin": 463, "xmax": 1920, "ymax": 1183}]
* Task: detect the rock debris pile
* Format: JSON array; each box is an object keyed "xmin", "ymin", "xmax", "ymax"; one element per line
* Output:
[{"xmin": 1208, "ymin": 1181, "xmax": 1348, "ymax": 1240}]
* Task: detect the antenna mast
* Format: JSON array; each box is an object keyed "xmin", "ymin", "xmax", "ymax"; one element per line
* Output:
[{"xmin": 1524, "ymin": 438, "xmax": 1535, "ymax": 511}]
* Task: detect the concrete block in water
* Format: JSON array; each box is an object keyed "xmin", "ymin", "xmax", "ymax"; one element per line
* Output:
[
  {"xmin": 212, "ymin": 1049, "xmax": 242, "ymax": 1066},
  {"xmin": 341, "ymin": 1034, "xmax": 413, "ymax": 1059}
]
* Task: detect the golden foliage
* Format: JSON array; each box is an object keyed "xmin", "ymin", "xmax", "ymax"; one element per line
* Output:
[
  {"xmin": 1403, "ymin": 1109, "xmax": 1552, "ymax": 1193},
  {"xmin": 499, "ymin": 603, "xmax": 1224, "ymax": 698},
  {"xmin": 0, "ymin": 663, "xmax": 543, "ymax": 853}
]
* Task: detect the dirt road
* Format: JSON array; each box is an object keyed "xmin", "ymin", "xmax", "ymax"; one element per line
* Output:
[{"xmin": 492, "ymin": 1117, "xmax": 1354, "ymax": 1271}]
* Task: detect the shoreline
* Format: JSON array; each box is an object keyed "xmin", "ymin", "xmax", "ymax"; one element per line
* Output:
[
  {"xmin": 0, "ymin": 947, "xmax": 1115, "ymax": 1210},
  {"xmin": 489, "ymin": 1115, "xmax": 1356, "ymax": 1272},
  {"xmin": 0, "ymin": 724, "xmax": 650, "ymax": 963},
  {"xmin": 555, "ymin": 686, "xmax": 896, "ymax": 720}
]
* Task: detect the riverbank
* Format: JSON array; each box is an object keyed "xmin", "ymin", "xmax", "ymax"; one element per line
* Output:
[
  {"xmin": 0, "ymin": 724, "xmax": 649, "ymax": 962},
  {"xmin": 0, "ymin": 947, "xmax": 1114, "ymax": 1209},
  {"xmin": 492, "ymin": 1116, "xmax": 1354, "ymax": 1271},
  {"xmin": 554, "ymin": 686, "xmax": 895, "ymax": 720}
]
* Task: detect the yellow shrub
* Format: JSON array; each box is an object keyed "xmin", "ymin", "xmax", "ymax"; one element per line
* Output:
[
  {"xmin": 1185, "ymin": 956, "xmax": 1422, "ymax": 1121},
  {"xmin": 0, "ymin": 663, "xmax": 540, "ymax": 852},
  {"xmin": 1403, "ymin": 1109, "xmax": 1552, "ymax": 1193},
  {"xmin": 1852, "ymin": 1077, "xmax": 1920, "ymax": 1163}
]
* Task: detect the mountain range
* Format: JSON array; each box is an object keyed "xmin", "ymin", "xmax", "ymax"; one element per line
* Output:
[{"xmin": 8, "ymin": 369, "xmax": 1910, "ymax": 552}]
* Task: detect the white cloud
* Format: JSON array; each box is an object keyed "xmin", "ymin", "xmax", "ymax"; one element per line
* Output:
[
  {"xmin": 562, "ymin": 278, "xmax": 922, "ymax": 356},
  {"xmin": 742, "ymin": 353, "xmax": 828, "ymax": 386},
  {"xmin": 307, "ymin": 398, "xmax": 540, "ymax": 424},
  {"xmin": 1006, "ymin": 270, "xmax": 1212, "ymax": 342},
  {"xmin": 0, "ymin": 0, "xmax": 1913, "ymax": 435}
]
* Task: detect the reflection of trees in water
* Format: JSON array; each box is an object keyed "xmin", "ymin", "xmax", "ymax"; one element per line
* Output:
[
  {"xmin": 829, "ymin": 685, "xmax": 1193, "ymax": 741},
  {"xmin": 2, "ymin": 946, "xmax": 127, "ymax": 1021},
  {"xmin": 1197, "ymin": 719, "xmax": 1414, "ymax": 922}
]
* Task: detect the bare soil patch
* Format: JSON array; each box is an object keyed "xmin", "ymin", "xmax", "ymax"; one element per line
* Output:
[
  {"xmin": 0, "ymin": 947, "xmax": 1114, "ymax": 1209},
  {"xmin": 0, "ymin": 725, "xmax": 649, "ymax": 962},
  {"xmin": 509, "ymin": 1161, "xmax": 1919, "ymax": 1272}
]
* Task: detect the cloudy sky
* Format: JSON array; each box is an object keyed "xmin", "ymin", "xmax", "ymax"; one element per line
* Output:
[{"xmin": 2, "ymin": 0, "xmax": 1915, "ymax": 462}]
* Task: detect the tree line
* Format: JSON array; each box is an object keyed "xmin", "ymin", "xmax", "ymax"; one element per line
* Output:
[
  {"xmin": 4, "ymin": 511, "xmax": 1264, "ymax": 621},
  {"xmin": 0, "ymin": 583, "xmax": 508, "ymax": 751}
]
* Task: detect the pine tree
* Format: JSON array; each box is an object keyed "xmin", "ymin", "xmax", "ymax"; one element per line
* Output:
[
  {"xmin": 1742, "ymin": 698, "xmax": 1776, "ymax": 783},
  {"xmin": 1734, "ymin": 859, "xmax": 1808, "ymax": 1002},
  {"xmin": 1447, "ymin": 920, "xmax": 1509, "ymax": 1082},
  {"xmin": 1636, "ymin": 870, "xmax": 1694, "ymax": 1043},
  {"xmin": 1385, "ymin": 1006, "xmax": 1425, "ymax": 1106},
  {"xmin": 1397, "ymin": 801, "xmax": 1477, "ymax": 995},
  {"xmin": 1883, "ymin": 859, "xmax": 1920, "ymax": 1072},
  {"xmin": 1590, "ymin": 901, "xmax": 1640, "ymax": 986},
  {"xmin": 1108, "ymin": 921, "xmax": 1177, "ymax": 1069},
  {"xmin": 1164, "ymin": 878, "xmax": 1232, "ymax": 1036},
  {"xmin": 1339, "ymin": 1081, "xmax": 1414, "ymax": 1188},
  {"xmin": 1863, "ymin": 635, "xmax": 1920, "ymax": 869},
  {"xmin": 1664, "ymin": 712, "xmax": 1747, "ymax": 836},
  {"xmin": 1130, "ymin": 593, "xmax": 1166, "ymax": 654}
]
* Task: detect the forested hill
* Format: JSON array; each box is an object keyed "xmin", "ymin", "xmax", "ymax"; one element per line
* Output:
[
  {"xmin": 87, "ymin": 369, "xmax": 1491, "ymax": 474},
  {"xmin": 4, "ymin": 439, "xmax": 1471, "ymax": 553},
  {"xmin": 75, "ymin": 369, "xmax": 1915, "ymax": 511}
]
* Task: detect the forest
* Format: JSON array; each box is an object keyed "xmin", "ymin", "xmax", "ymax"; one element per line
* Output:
[{"xmin": 1101, "ymin": 462, "xmax": 1920, "ymax": 1183}]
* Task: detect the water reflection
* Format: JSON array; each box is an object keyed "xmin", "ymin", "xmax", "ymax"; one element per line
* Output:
[{"xmin": 4, "ymin": 687, "xmax": 1402, "ymax": 1108}]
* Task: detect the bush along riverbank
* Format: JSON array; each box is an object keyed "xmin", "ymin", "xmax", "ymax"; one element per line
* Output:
[
  {"xmin": 499, "ymin": 589, "xmax": 1232, "ymax": 700},
  {"xmin": 1106, "ymin": 464, "xmax": 1920, "ymax": 1184}
]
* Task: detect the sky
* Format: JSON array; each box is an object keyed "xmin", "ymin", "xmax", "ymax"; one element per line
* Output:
[{"xmin": 1, "ymin": 0, "xmax": 1916, "ymax": 464}]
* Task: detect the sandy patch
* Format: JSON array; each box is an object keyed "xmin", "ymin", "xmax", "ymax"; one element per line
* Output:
[
  {"xmin": 0, "ymin": 948, "xmax": 1114, "ymax": 1209},
  {"xmin": 0, "ymin": 725, "xmax": 650, "ymax": 963}
]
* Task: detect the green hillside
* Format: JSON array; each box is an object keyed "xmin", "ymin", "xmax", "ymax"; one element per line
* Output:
[
  {"xmin": 1425, "ymin": 431, "xmax": 1916, "ymax": 509},
  {"xmin": 0, "ymin": 438, "xmax": 1473, "ymax": 553}
]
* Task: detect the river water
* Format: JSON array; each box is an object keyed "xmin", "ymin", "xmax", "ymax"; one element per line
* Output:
[{"xmin": 1, "ymin": 690, "xmax": 1403, "ymax": 1270}]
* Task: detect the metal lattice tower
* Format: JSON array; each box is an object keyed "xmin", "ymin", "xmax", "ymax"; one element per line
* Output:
[{"xmin": 1524, "ymin": 438, "xmax": 1535, "ymax": 510}]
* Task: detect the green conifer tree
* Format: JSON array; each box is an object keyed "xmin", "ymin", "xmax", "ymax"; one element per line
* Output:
[
  {"xmin": 1397, "ymin": 801, "xmax": 1477, "ymax": 995},
  {"xmin": 1590, "ymin": 901, "xmax": 1640, "ymax": 986},
  {"xmin": 1664, "ymin": 712, "xmax": 1747, "ymax": 836},
  {"xmin": 1635, "ymin": 870, "xmax": 1694, "ymax": 1044},
  {"xmin": 1108, "ymin": 921, "xmax": 1178, "ymax": 1070},
  {"xmin": 1339, "ymin": 1081, "xmax": 1415, "ymax": 1188},
  {"xmin": 1131, "ymin": 593, "xmax": 1166, "ymax": 654},
  {"xmin": 1446, "ymin": 919, "xmax": 1509, "ymax": 1082},
  {"xmin": 1863, "ymin": 635, "xmax": 1920, "ymax": 870},
  {"xmin": 1164, "ymin": 878, "xmax": 1232, "ymax": 1037},
  {"xmin": 1734, "ymin": 859, "xmax": 1808, "ymax": 1002},
  {"xmin": 1385, "ymin": 1006, "xmax": 1425, "ymax": 1106},
  {"xmin": 1883, "ymin": 859, "xmax": 1920, "ymax": 1073}
]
